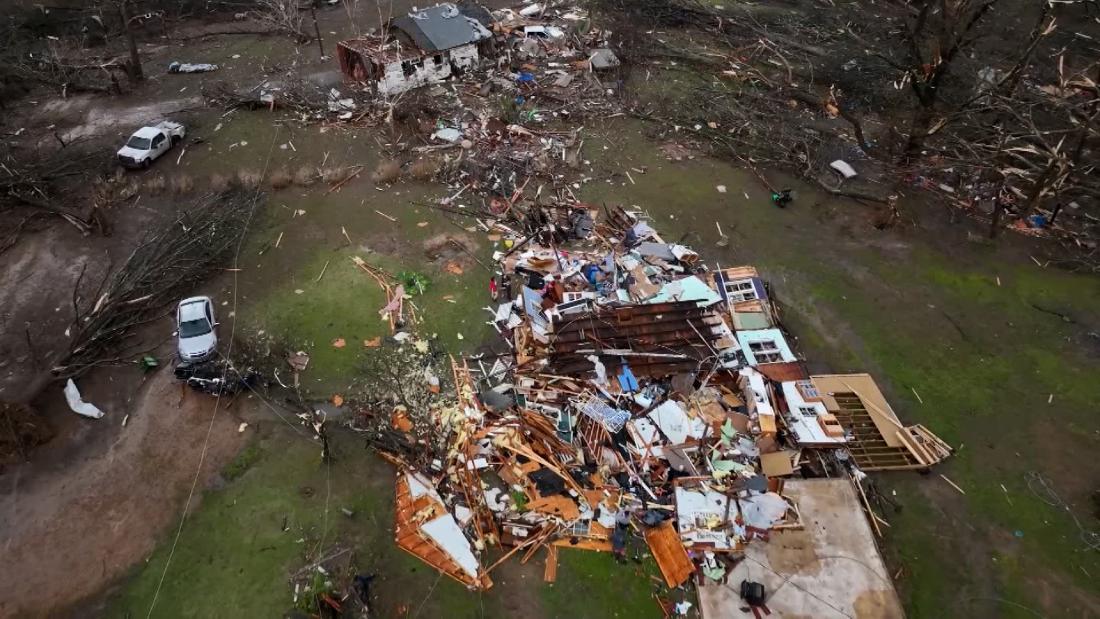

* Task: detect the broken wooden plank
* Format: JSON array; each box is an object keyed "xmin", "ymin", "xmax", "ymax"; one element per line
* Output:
[
  {"xmin": 644, "ymin": 520, "xmax": 695, "ymax": 588},
  {"xmin": 543, "ymin": 545, "xmax": 558, "ymax": 583}
]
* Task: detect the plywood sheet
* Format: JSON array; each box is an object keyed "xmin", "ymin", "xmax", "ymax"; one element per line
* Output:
[
  {"xmin": 395, "ymin": 471, "xmax": 492, "ymax": 590},
  {"xmin": 543, "ymin": 545, "xmax": 558, "ymax": 582},
  {"xmin": 760, "ymin": 450, "xmax": 796, "ymax": 478},
  {"xmin": 757, "ymin": 361, "xmax": 809, "ymax": 383},
  {"xmin": 527, "ymin": 494, "xmax": 581, "ymax": 520},
  {"xmin": 811, "ymin": 374, "xmax": 904, "ymax": 448}
]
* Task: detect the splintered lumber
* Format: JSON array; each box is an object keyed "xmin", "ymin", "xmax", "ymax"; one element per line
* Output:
[
  {"xmin": 351, "ymin": 256, "xmax": 396, "ymax": 332},
  {"xmin": 853, "ymin": 478, "xmax": 882, "ymax": 538},
  {"xmin": 551, "ymin": 536, "xmax": 613, "ymax": 552},
  {"xmin": 940, "ymin": 474, "xmax": 966, "ymax": 495},
  {"xmin": 483, "ymin": 524, "xmax": 554, "ymax": 575},
  {"xmin": 394, "ymin": 471, "xmax": 492, "ymax": 590},
  {"xmin": 644, "ymin": 520, "xmax": 695, "ymax": 588},
  {"xmin": 910, "ymin": 424, "xmax": 954, "ymax": 460},
  {"xmin": 527, "ymin": 495, "xmax": 582, "ymax": 521},
  {"xmin": 543, "ymin": 545, "xmax": 558, "ymax": 583}
]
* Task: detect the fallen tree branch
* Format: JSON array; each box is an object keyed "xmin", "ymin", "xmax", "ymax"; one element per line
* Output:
[{"xmin": 53, "ymin": 190, "xmax": 262, "ymax": 378}]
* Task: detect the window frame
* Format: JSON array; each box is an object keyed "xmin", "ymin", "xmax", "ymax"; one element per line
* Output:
[
  {"xmin": 748, "ymin": 339, "xmax": 782, "ymax": 363},
  {"xmin": 724, "ymin": 278, "xmax": 757, "ymax": 302}
]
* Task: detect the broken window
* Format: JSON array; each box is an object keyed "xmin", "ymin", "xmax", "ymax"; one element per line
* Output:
[
  {"xmin": 749, "ymin": 340, "xmax": 782, "ymax": 363},
  {"xmin": 433, "ymin": 54, "xmax": 444, "ymax": 66},
  {"xmin": 796, "ymin": 380, "xmax": 819, "ymax": 400},
  {"xmin": 724, "ymin": 278, "xmax": 757, "ymax": 302},
  {"xmin": 402, "ymin": 60, "xmax": 417, "ymax": 77}
]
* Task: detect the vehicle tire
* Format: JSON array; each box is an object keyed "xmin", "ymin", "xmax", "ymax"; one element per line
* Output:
[
  {"xmin": 171, "ymin": 135, "xmax": 181, "ymax": 146},
  {"xmin": 141, "ymin": 159, "xmax": 150, "ymax": 169}
]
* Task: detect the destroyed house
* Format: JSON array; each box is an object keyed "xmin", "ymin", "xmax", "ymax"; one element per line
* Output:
[
  {"xmin": 358, "ymin": 198, "xmax": 952, "ymax": 609},
  {"xmin": 545, "ymin": 301, "xmax": 740, "ymax": 377},
  {"xmin": 710, "ymin": 266, "xmax": 775, "ymax": 330},
  {"xmin": 337, "ymin": 3, "xmax": 493, "ymax": 95},
  {"xmin": 736, "ymin": 328, "xmax": 796, "ymax": 366}
]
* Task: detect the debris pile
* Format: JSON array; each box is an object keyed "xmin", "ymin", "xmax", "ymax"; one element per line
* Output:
[
  {"xmin": 354, "ymin": 201, "xmax": 953, "ymax": 605},
  {"xmin": 332, "ymin": 2, "xmax": 622, "ymax": 125}
]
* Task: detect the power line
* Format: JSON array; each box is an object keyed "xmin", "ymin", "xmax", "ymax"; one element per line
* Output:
[{"xmin": 145, "ymin": 126, "xmax": 281, "ymax": 617}]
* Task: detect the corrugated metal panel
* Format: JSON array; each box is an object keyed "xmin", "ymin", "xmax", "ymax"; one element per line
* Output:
[{"xmin": 392, "ymin": 4, "xmax": 489, "ymax": 52}]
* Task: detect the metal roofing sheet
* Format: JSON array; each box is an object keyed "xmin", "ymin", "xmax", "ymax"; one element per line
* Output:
[{"xmin": 392, "ymin": 3, "xmax": 490, "ymax": 52}]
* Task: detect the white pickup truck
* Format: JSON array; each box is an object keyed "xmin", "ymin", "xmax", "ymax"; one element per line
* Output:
[{"xmin": 117, "ymin": 121, "xmax": 186, "ymax": 169}]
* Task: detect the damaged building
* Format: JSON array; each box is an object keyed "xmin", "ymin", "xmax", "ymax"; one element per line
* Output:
[
  {"xmin": 349, "ymin": 193, "xmax": 952, "ymax": 616},
  {"xmin": 337, "ymin": 3, "xmax": 494, "ymax": 95}
]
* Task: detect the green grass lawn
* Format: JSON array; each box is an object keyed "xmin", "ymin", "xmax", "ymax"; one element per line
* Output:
[
  {"xmin": 107, "ymin": 118, "xmax": 1099, "ymax": 618},
  {"xmin": 107, "ymin": 428, "xmax": 665, "ymax": 618},
  {"xmin": 576, "ymin": 121, "xmax": 1100, "ymax": 617}
]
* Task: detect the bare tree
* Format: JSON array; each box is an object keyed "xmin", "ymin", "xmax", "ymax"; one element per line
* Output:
[
  {"xmin": 117, "ymin": 0, "xmax": 144, "ymax": 82},
  {"xmin": 897, "ymin": 0, "xmax": 1003, "ymax": 161},
  {"xmin": 254, "ymin": 0, "xmax": 309, "ymax": 41}
]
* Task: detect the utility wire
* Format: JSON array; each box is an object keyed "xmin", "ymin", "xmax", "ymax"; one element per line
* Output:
[{"xmin": 145, "ymin": 126, "xmax": 281, "ymax": 618}]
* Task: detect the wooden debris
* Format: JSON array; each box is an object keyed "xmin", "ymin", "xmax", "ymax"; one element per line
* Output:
[{"xmin": 940, "ymin": 474, "xmax": 966, "ymax": 495}]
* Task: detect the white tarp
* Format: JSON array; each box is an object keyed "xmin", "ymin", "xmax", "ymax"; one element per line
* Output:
[
  {"xmin": 740, "ymin": 492, "xmax": 789, "ymax": 529},
  {"xmin": 64, "ymin": 379, "xmax": 105, "ymax": 419},
  {"xmin": 648, "ymin": 400, "xmax": 707, "ymax": 444},
  {"xmin": 168, "ymin": 62, "xmax": 218, "ymax": 73},
  {"xmin": 829, "ymin": 159, "xmax": 857, "ymax": 178}
]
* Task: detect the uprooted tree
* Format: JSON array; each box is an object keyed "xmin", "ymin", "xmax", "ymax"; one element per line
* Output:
[
  {"xmin": 893, "ymin": 0, "xmax": 1005, "ymax": 161},
  {"xmin": 253, "ymin": 0, "xmax": 310, "ymax": 41},
  {"xmin": 33, "ymin": 191, "xmax": 263, "ymax": 391},
  {"xmin": 0, "ymin": 140, "xmax": 111, "ymax": 254},
  {"xmin": 347, "ymin": 342, "xmax": 457, "ymax": 468}
]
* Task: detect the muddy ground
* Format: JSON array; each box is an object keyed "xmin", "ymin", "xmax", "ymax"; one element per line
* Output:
[
  {"xmin": 0, "ymin": 367, "xmax": 249, "ymax": 616},
  {"xmin": 0, "ymin": 3, "xmax": 1097, "ymax": 619}
]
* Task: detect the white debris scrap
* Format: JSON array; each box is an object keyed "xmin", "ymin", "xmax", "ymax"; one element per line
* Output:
[{"xmin": 64, "ymin": 379, "xmax": 105, "ymax": 419}]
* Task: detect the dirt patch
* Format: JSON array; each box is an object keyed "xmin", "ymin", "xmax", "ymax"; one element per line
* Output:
[
  {"xmin": 0, "ymin": 368, "xmax": 249, "ymax": 616},
  {"xmin": 1022, "ymin": 562, "xmax": 1100, "ymax": 618},
  {"xmin": 422, "ymin": 232, "xmax": 477, "ymax": 266},
  {"xmin": 0, "ymin": 226, "xmax": 108, "ymax": 403},
  {"xmin": 0, "ymin": 402, "xmax": 54, "ymax": 466}
]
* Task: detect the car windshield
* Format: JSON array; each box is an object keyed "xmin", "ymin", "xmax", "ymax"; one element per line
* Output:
[
  {"xmin": 126, "ymin": 136, "xmax": 152, "ymax": 150},
  {"xmin": 179, "ymin": 318, "xmax": 211, "ymax": 338}
]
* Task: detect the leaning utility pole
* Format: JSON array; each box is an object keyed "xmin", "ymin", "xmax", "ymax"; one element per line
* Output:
[
  {"xmin": 311, "ymin": 6, "xmax": 325, "ymax": 59},
  {"xmin": 119, "ymin": 0, "xmax": 144, "ymax": 82}
]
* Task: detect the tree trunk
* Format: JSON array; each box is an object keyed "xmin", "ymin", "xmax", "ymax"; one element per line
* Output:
[
  {"xmin": 1022, "ymin": 158, "xmax": 1059, "ymax": 218},
  {"xmin": 311, "ymin": 7, "xmax": 325, "ymax": 59},
  {"xmin": 119, "ymin": 0, "xmax": 143, "ymax": 83},
  {"xmin": 989, "ymin": 196, "xmax": 1003, "ymax": 239},
  {"xmin": 903, "ymin": 105, "xmax": 934, "ymax": 163}
]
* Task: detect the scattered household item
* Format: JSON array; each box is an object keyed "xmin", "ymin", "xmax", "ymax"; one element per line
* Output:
[
  {"xmin": 168, "ymin": 62, "xmax": 219, "ymax": 73},
  {"xmin": 64, "ymin": 379, "xmax": 105, "ymax": 419},
  {"xmin": 829, "ymin": 159, "xmax": 857, "ymax": 179}
]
